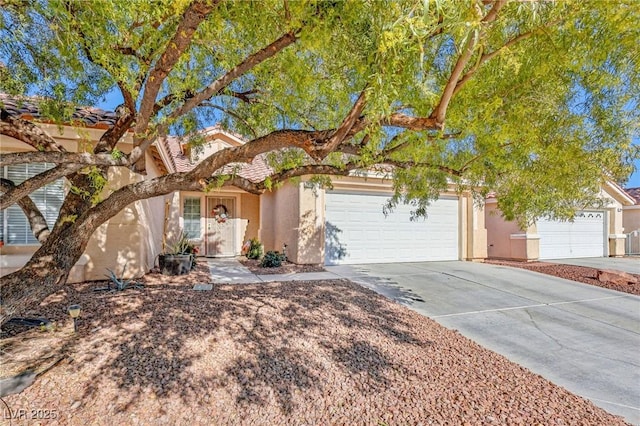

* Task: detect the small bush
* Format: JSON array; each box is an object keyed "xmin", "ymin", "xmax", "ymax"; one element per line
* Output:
[
  {"xmin": 105, "ymin": 263, "xmax": 144, "ymax": 291},
  {"xmin": 260, "ymin": 250, "xmax": 285, "ymax": 268},
  {"xmin": 247, "ymin": 238, "xmax": 264, "ymax": 260}
]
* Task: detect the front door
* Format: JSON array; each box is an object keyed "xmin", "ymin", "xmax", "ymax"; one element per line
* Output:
[{"xmin": 206, "ymin": 197, "xmax": 236, "ymax": 256}]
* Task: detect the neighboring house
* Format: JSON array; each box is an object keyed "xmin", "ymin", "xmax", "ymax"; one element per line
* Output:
[
  {"xmin": 485, "ymin": 182, "xmax": 635, "ymax": 261},
  {"xmin": 622, "ymin": 187, "xmax": 640, "ymax": 232},
  {"xmin": 0, "ymin": 94, "xmax": 166, "ymax": 281},
  {"xmin": 158, "ymin": 126, "xmax": 489, "ymax": 266},
  {"xmin": 1, "ymin": 94, "xmax": 488, "ymax": 281}
]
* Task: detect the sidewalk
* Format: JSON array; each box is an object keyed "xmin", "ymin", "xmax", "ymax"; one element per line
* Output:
[{"xmin": 207, "ymin": 258, "xmax": 341, "ymax": 284}]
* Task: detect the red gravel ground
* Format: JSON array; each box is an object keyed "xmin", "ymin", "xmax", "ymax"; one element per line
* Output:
[
  {"xmin": 238, "ymin": 258, "xmax": 325, "ymax": 275},
  {"xmin": 486, "ymin": 260, "xmax": 640, "ymax": 295},
  {"xmin": 0, "ymin": 264, "xmax": 629, "ymax": 425}
]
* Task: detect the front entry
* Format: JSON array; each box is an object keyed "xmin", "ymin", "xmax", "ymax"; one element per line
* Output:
[{"xmin": 206, "ymin": 197, "xmax": 236, "ymax": 256}]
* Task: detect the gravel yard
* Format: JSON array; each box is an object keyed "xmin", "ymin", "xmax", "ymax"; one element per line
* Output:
[
  {"xmin": 0, "ymin": 264, "xmax": 630, "ymax": 425},
  {"xmin": 239, "ymin": 258, "xmax": 325, "ymax": 275},
  {"xmin": 486, "ymin": 260, "xmax": 640, "ymax": 295}
]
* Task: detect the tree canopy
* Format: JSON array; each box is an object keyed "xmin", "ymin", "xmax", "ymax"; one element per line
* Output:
[{"xmin": 0, "ymin": 0, "xmax": 639, "ymax": 320}]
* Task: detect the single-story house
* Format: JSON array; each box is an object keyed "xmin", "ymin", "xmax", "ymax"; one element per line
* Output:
[
  {"xmin": 1, "ymin": 95, "xmax": 488, "ymax": 282},
  {"xmin": 157, "ymin": 126, "xmax": 488, "ymax": 266},
  {"xmin": 485, "ymin": 181, "xmax": 636, "ymax": 261},
  {"xmin": 0, "ymin": 94, "xmax": 166, "ymax": 281},
  {"xmin": 622, "ymin": 187, "xmax": 640, "ymax": 233}
]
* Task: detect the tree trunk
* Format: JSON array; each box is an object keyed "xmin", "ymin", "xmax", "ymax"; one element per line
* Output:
[{"xmin": 0, "ymin": 222, "xmax": 93, "ymax": 324}]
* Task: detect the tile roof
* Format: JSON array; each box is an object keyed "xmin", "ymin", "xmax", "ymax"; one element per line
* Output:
[
  {"xmin": 0, "ymin": 93, "xmax": 118, "ymax": 129},
  {"xmin": 625, "ymin": 187, "xmax": 640, "ymax": 204},
  {"xmin": 1, "ymin": 92, "xmax": 272, "ymax": 184},
  {"xmin": 160, "ymin": 135, "xmax": 273, "ymax": 184}
]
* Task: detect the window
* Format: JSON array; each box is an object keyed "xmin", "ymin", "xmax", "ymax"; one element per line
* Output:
[
  {"xmin": 183, "ymin": 197, "xmax": 201, "ymax": 238},
  {"xmin": 1, "ymin": 163, "xmax": 64, "ymax": 245}
]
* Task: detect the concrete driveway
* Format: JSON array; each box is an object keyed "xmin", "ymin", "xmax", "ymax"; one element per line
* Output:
[
  {"xmin": 326, "ymin": 261, "xmax": 640, "ymax": 425},
  {"xmin": 548, "ymin": 257, "xmax": 639, "ymax": 275}
]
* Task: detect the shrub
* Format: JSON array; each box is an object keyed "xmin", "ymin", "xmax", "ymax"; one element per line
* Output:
[
  {"xmin": 260, "ymin": 250, "xmax": 285, "ymax": 268},
  {"xmin": 105, "ymin": 263, "xmax": 144, "ymax": 291},
  {"xmin": 247, "ymin": 238, "xmax": 264, "ymax": 260}
]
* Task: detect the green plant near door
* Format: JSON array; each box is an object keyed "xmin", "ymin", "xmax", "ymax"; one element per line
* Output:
[
  {"xmin": 260, "ymin": 251, "xmax": 286, "ymax": 268},
  {"xmin": 246, "ymin": 238, "xmax": 263, "ymax": 260}
]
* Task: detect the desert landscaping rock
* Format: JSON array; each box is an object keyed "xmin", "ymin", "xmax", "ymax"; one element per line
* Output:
[
  {"xmin": 596, "ymin": 269, "xmax": 638, "ymax": 286},
  {"xmin": 0, "ymin": 267, "xmax": 631, "ymax": 425},
  {"xmin": 239, "ymin": 258, "xmax": 325, "ymax": 275},
  {"xmin": 487, "ymin": 260, "xmax": 640, "ymax": 295}
]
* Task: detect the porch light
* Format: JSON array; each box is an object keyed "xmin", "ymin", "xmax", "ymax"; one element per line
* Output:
[{"xmin": 68, "ymin": 304, "xmax": 81, "ymax": 332}]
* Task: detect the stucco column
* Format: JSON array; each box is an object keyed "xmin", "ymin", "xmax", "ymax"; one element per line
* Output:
[
  {"xmin": 465, "ymin": 194, "xmax": 487, "ymax": 261},
  {"xmin": 509, "ymin": 223, "xmax": 540, "ymax": 261},
  {"xmin": 607, "ymin": 207, "xmax": 627, "ymax": 257}
]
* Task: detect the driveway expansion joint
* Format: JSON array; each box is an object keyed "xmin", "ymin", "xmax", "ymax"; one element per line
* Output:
[{"xmin": 431, "ymin": 295, "xmax": 627, "ymax": 319}]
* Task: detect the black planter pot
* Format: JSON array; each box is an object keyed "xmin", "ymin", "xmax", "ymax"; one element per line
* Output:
[{"xmin": 158, "ymin": 254, "xmax": 192, "ymax": 276}]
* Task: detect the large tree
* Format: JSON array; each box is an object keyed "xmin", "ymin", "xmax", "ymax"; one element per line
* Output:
[{"xmin": 0, "ymin": 0, "xmax": 638, "ymax": 322}]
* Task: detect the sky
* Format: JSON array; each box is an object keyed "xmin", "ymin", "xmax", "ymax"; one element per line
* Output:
[{"xmin": 93, "ymin": 89, "xmax": 640, "ymax": 189}]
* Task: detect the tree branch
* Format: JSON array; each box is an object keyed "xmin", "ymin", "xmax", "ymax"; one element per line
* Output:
[
  {"xmin": 0, "ymin": 164, "xmax": 79, "ymax": 210},
  {"xmin": 132, "ymin": 0, "xmax": 217, "ymax": 172},
  {"xmin": 430, "ymin": 0, "xmax": 506, "ymax": 127},
  {"xmin": 129, "ymin": 30, "xmax": 301, "ymax": 168},
  {"xmin": 381, "ymin": 159, "xmax": 462, "ymax": 176},
  {"xmin": 0, "ymin": 152, "xmax": 130, "ymax": 168},
  {"xmin": 0, "ymin": 115, "xmax": 67, "ymax": 152},
  {"xmin": 167, "ymin": 31, "xmax": 300, "ymax": 122},
  {"xmin": 200, "ymin": 102, "xmax": 258, "ymax": 138},
  {"xmin": 311, "ymin": 88, "xmax": 368, "ymax": 159},
  {"xmin": 382, "ymin": 113, "xmax": 439, "ymax": 130},
  {"xmin": 136, "ymin": 1, "xmax": 215, "ymax": 126},
  {"xmin": 453, "ymin": 22, "xmax": 559, "ymax": 97},
  {"xmin": 0, "ymin": 178, "xmax": 50, "ymax": 243}
]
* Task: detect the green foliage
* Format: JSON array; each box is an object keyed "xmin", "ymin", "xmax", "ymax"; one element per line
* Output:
[
  {"xmin": 110, "ymin": 148, "xmax": 124, "ymax": 160},
  {"xmin": 246, "ymin": 238, "xmax": 263, "ymax": 260},
  {"xmin": 105, "ymin": 263, "xmax": 144, "ymax": 292},
  {"xmin": 1, "ymin": 0, "xmax": 638, "ymax": 228},
  {"xmin": 166, "ymin": 231, "xmax": 195, "ymax": 255},
  {"xmin": 60, "ymin": 214, "xmax": 78, "ymax": 225},
  {"xmin": 260, "ymin": 251, "xmax": 285, "ymax": 268}
]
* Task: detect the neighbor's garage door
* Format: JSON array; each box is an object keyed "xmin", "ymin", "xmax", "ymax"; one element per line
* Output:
[
  {"xmin": 537, "ymin": 211, "xmax": 606, "ymax": 259},
  {"xmin": 325, "ymin": 192, "xmax": 459, "ymax": 265}
]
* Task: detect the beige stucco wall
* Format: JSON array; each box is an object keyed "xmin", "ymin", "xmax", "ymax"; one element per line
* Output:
[
  {"xmin": 599, "ymin": 186, "xmax": 628, "ymax": 257},
  {"xmin": 485, "ymin": 184, "xmax": 631, "ymax": 260},
  {"xmin": 260, "ymin": 174, "xmax": 487, "ymax": 265},
  {"xmin": 462, "ymin": 194, "xmax": 488, "ymax": 261},
  {"xmin": 1, "ymin": 125, "xmax": 164, "ymax": 281},
  {"xmin": 166, "ymin": 189, "xmax": 260, "ymax": 257},
  {"xmin": 241, "ymin": 193, "xmax": 260, "ymax": 242},
  {"xmin": 623, "ymin": 206, "xmax": 640, "ymax": 233},
  {"xmin": 296, "ymin": 182, "xmax": 325, "ymax": 264},
  {"xmin": 260, "ymin": 183, "xmax": 301, "ymax": 260},
  {"xmin": 485, "ymin": 201, "xmax": 539, "ymax": 261},
  {"xmin": 259, "ymin": 181, "xmax": 324, "ymax": 265}
]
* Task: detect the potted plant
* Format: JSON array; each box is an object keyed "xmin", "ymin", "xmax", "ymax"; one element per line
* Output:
[{"xmin": 158, "ymin": 232, "xmax": 195, "ymax": 275}]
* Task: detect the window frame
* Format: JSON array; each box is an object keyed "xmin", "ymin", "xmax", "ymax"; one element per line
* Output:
[
  {"xmin": 182, "ymin": 196, "xmax": 202, "ymax": 240},
  {"xmin": 1, "ymin": 163, "xmax": 65, "ymax": 246}
]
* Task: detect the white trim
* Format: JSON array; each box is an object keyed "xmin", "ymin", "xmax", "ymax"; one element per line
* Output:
[
  {"xmin": 623, "ymin": 205, "xmax": 640, "ymax": 210},
  {"xmin": 153, "ymin": 140, "xmax": 176, "ymax": 174},
  {"xmin": 510, "ymin": 233, "xmax": 541, "ymax": 240},
  {"xmin": 608, "ymin": 234, "xmax": 627, "ymax": 239},
  {"xmin": 604, "ymin": 181, "xmax": 635, "ymax": 206}
]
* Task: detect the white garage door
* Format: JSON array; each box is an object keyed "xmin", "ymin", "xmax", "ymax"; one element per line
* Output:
[
  {"xmin": 538, "ymin": 211, "xmax": 606, "ymax": 259},
  {"xmin": 325, "ymin": 192, "xmax": 459, "ymax": 265}
]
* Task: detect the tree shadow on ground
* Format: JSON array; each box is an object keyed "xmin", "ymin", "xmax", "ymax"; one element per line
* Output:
[{"xmin": 4, "ymin": 276, "xmax": 433, "ymax": 416}]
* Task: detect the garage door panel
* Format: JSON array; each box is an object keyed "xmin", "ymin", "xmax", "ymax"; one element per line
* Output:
[
  {"xmin": 325, "ymin": 192, "xmax": 459, "ymax": 265},
  {"xmin": 538, "ymin": 211, "xmax": 605, "ymax": 259}
]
